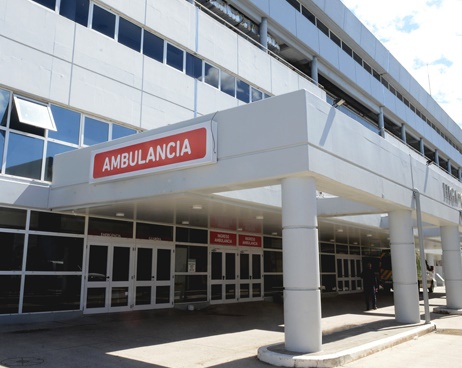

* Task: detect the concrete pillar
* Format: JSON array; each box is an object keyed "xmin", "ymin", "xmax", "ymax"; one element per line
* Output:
[
  {"xmin": 448, "ymin": 159, "xmax": 452, "ymax": 175},
  {"xmin": 389, "ymin": 210, "xmax": 420, "ymax": 323},
  {"xmin": 281, "ymin": 177, "xmax": 321, "ymax": 353},
  {"xmin": 401, "ymin": 124, "xmax": 406, "ymax": 143},
  {"xmin": 441, "ymin": 226, "xmax": 462, "ymax": 308},
  {"xmin": 311, "ymin": 56, "xmax": 319, "ymax": 85},
  {"xmin": 435, "ymin": 149, "xmax": 440, "ymax": 166},
  {"xmin": 378, "ymin": 107, "xmax": 385, "ymax": 137},
  {"xmin": 458, "ymin": 167, "xmax": 462, "ymax": 182},
  {"xmin": 419, "ymin": 138, "xmax": 425, "ymax": 155},
  {"xmin": 259, "ymin": 17, "xmax": 268, "ymax": 49}
]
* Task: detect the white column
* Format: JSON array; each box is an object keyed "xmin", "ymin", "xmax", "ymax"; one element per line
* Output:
[
  {"xmin": 441, "ymin": 226, "xmax": 462, "ymax": 308},
  {"xmin": 311, "ymin": 56, "xmax": 318, "ymax": 85},
  {"xmin": 281, "ymin": 177, "xmax": 321, "ymax": 353},
  {"xmin": 389, "ymin": 210, "xmax": 420, "ymax": 323},
  {"xmin": 259, "ymin": 17, "xmax": 268, "ymax": 49}
]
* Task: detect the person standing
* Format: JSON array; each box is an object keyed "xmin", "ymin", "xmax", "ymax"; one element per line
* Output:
[{"xmin": 361, "ymin": 262, "xmax": 378, "ymax": 310}]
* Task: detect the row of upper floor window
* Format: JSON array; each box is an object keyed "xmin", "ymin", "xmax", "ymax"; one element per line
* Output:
[
  {"xmin": 30, "ymin": 0, "xmax": 270, "ymax": 104},
  {"xmin": 0, "ymin": 87, "xmax": 138, "ymax": 182},
  {"xmin": 284, "ymin": 0, "xmax": 461, "ymax": 155}
]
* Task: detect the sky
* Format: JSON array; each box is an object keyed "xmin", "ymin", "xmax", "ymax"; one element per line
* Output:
[{"xmin": 340, "ymin": 0, "xmax": 462, "ymax": 126}]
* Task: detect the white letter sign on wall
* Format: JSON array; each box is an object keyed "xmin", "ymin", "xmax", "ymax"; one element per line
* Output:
[{"xmin": 90, "ymin": 121, "xmax": 217, "ymax": 183}]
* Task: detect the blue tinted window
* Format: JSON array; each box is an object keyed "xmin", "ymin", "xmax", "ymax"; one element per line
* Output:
[
  {"xmin": 84, "ymin": 117, "xmax": 108, "ymax": 146},
  {"xmin": 0, "ymin": 88, "xmax": 9, "ymax": 127},
  {"xmin": 236, "ymin": 80, "xmax": 250, "ymax": 103},
  {"xmin": 92, "ymin": 5, "xmax": 115, "ymax": 38},
  {"xmin": 113, "ymin": 125, "xmax": 137, "ymax": 140},
  {"xmin": 166, "ymin": 44, "xmax": 184, "ymax": 71},
  {"xmin": 118, "ymin": 18, "xmax": 141, "ymax": 52},
  {"xmin": 32, "ymin": 0, "xmax": 56, "ymax": 10},
  {"xmin": 6, "ymin": 133, "xmax": 44, "ymax": 180},
  {"xmin": 59, "ymin": 0, "xmax": 89, "ymax": 26},
  {"xmin": 251, "ymin": 87, "xmax": 263, "ymax": 102},
  {"xmin": 45, "ymin": 142, "xmax": 75, "ymax": 181},
  {"xmin": 204, "ymin": 63, "xmax": 219, "ymax": 88},
  {"xmin": 186, "ymin": 53, "xmax": 202, "ymax": 80},
  {"xmin": 49, "ymin": 105, "xmax": 81, "ymax": 145},
  {"xmin": 220, "ymin": 71, "xmax": 236, "ymax": 97},
  {"xmin": 0, "ymin": 131, "xmax": 4, "ymax": 171},
  {"xmin": 143, "ymin": 31, "xmax": 164, "ymax": 62}
]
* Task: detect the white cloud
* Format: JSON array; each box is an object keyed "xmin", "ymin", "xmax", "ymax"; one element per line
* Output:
[{"xmin": 340, "ymin": 0, "xmax": 462, "ymax": 126}]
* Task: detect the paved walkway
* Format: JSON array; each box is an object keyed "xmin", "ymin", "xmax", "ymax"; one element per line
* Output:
[{"xmin": 0, "ymin": 287, "xmax": 460, "ymax": 367}]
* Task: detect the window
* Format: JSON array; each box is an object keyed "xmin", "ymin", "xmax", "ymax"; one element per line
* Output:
[
  {"xmin": 91, "ymin": 4, "xmax": 116, "ymax": 38},
  {"xmin": 251, "ymin": 87, "xmax": 263, "ymax": 102},
  {"xmin": 112, "ymin": 124, "xmax": 137, "ymax": 140},
  {"xmin": 330, "ymin": 32, "xmax": 341, "ymax": 47},
  {"xmin": 13, "ymin": 96, "xmax": 57, "ymax": 131},
  {"xmin": 286, "ymin": 0, "xmax": 300, "ymax": 11},
  {"xmin": 204, "ymin": 63, "xmax": 219, "ymax": 88},
  {"xmin": 143, "ymin": 31, "xmax": 164, "ymax": 62},
  {"xmin": 136, "ymin": 223, "xmax": 173, "ymax": 241},
  {"xmin": 30, "ymin": 211, "xmax": 85, "ymax": 234},
  {"xmin": 118, "ymin": 17, "xmax": 141, "ymax": 52},
  {"xmin": 353, "ymin": 51, "xmax": 362, "ymax": 65},
  {"xmin": 316, "ymin": 19, "xmax": 329, "ymax": 37},
  {"xmin": 23, "ymin": 275, "xmax": 81, "ymax": 312},
  {"xmin": 49, "ymin": 105, "xmax": 81, "ymax": 145},
  {"xmin": 0, "ymin": 233, "xmax": 24, "ymax": 271},
  {"xmin": 88, "ymin": 217, "xmax": 133, "ymax": 238},
  {"xmin": 301, "ymin": 7, "xmax": 315, "ymax": 24},
  {"xmin": 363, "ymin": 62, "xmax": 372, "ymax": 74},
  {"xmin": 0, "ymin": 88, "xmax": 9, "ymax": 126},
  {"xmin": 372, "ymin": 69, "xmax": 380, "ymax": 81},
  {"xmin": 220, "ymin": 71, "xmax": 236, "ymax": 97},
  {"xmin": 83, "ymin": 117, "xmax": 109, "ymax": 146},
  {"xmin": 236, "ymin": 80, "xmax": 250, "ymax": 103},
  {"xmin": 59, "ymin": 0, "xmax": 89, "ymax": 26},
  {"xmin": 0, "ymin": 132, "xmax": 4, "ymax": 170},
  {"xmin": 0, "ymin": 276, "xmax": 21, "ymax": 314},
  {"xmin": 6, "ymin": 133, "xmax": 44, "ymax": 180},
  {"xmin": 32, "ymin": 0, "xmax": 56, "ymax": 10},
  {"xmin": 175, "ymin": 245, "xmax": 207, "ymax": 273},
  {"xmin": 45, "ymin": 142, "xmax": 75, "ymax": 181},
  {"xmin": 166, "ymin": 43, "xmax": 184, "ymax": 71},
  {"xmin": 185, "ymin": 53, "xmax": 203, "ymax": 80},
  {"xmin": 175, "ymin": 227, "xmax": 207, "ymax": 244},
  {"xmin": 342, "ymin": 42, "xmax": 353, "ymax": 57}
]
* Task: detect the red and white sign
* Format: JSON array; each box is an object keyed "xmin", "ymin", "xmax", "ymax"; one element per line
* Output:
[
  {"xmin": 210, "ymin": 231, "xmax": 237, "ymax": 246},
  {"xmin": 238, "ymin": 234, "xmax": 262, "ymax": 248},
  {"xmin": 90, "ymin": 122, "xmax": 217, "ymax": 182}
]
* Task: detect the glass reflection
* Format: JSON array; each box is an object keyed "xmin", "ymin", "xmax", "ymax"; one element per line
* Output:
[{"xmin": 6, "ymin": 133, "xmax": 44, "ymax": 179}]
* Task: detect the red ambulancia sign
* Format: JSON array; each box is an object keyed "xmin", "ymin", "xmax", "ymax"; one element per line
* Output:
[
  {"xmin": 238, "ymin": 235, "xmax": 262, "ymax": 247},
  {"xmin": 90, "ymin": 122, "xmax": 217, "ymax": 182},
  {"xmin": 209, "ymin": 231, "xmax": 237, "ymax": 246}
]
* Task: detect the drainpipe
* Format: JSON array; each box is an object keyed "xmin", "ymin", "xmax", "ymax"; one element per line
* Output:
[{"xmin": 413, "ymin": 188, "xmax": 431, "ymax": 324}]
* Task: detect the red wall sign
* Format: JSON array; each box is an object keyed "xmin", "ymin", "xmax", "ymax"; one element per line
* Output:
[
  {"xmin": 90, "ymin": 122, "xmax": 216, "ymax": 182},
  {"xmin": 210, "ymin": 231, "xmax": 237, "ymax": 246},
  {"xmin": 238, "ymin": 234, "xmax": 262, "ymax": 247}
]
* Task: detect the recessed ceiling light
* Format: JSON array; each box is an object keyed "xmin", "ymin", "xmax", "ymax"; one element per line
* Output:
[
  {"xmin": 182, "ymin": 220, "xmax": 190, "ymax": 225},
  {"xmin": 192, "ymin": 205, "xmax": 203, "ymax": 210},
  {"xmin": 272, "ymin": 232, "xmax": 278, "ymax": 235},
  {"xmin": 116, "ymin": 212, "xmax": 125, "ymax": 217},
  {"xmin": 256, "ymin": 215, "xmax": 264, "ymax": 220},
  {"xmin": 337, "ymin": 228, "xmax": 344, "ymax": 233},
  {"xmin": 366, "ymin": 233, "xmax": 372, "ymax": 237}
]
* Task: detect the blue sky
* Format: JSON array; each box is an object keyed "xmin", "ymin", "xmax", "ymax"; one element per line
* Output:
[{"xmin": 341, "ymin": 0, "xmax": 462, "ymax": 126}]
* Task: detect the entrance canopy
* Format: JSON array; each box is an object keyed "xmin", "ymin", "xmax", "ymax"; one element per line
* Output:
[{"xmin": 49, "ymin": 89, "xmax": 462, "ymax": 231}]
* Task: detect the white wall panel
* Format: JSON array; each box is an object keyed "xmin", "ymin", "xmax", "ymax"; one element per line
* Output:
[
  {"xmin": 142, "ymin": 57, "xmax": 195, "ymax": 112},
  {"xmin": 196, "ymin": 11, "xmax": 239, "ymax": 74},
  {"xmin": 196, "ymin": 82, "xmax": 238, "ymax": 116},
  {"xmin": 295, "ymin": 13, "xmax": 319, "ymax": 54},
  {"xmin": 49, "ymin": 58, "xmax": 73, "ymax": 106},
  {"xmin": 140, "ymin": 92, "xmax": 193, "ymax": 130},
  {"xmin": 99, "ymin": 0, "xmax": 146, "ymax": 25},
  {"xmin": 269, "ymin": 0, "xmax": 297, "ymax": 36},
  {"xmin": 318, "ymin": 33, "xmax": 339, "ymax": 71},
  {"xmin": 0, "ymin": 37, "xmax": 57, "ymax": 100},
  {"xmin": 249, "ymin": 0, "xmax": 270, "ymax": 15},
  {"xmin": 1, "ymin": 0, "xmax": 74, "ymax": 62},
  {"xmin": 146, "ymin": 0, "xmax": 196, "ymax": 52},
  {"xmin": 237, "ymin": 38, "xmax": 272, "ymax": 92},
  {"xmin": 73, "ymin": 27, "xmax": 143, "ymax": 89},
  {"xmin": 70, "ymin": 66, "xmax": 142, "ymax": 126},
  {"xmin": 269, "ymin": 58, "xmax": 299, "ymax": 96}
]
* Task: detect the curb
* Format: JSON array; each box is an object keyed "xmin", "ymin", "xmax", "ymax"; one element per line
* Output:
[{"xmin": 258, "ymin": 323, "xmax": 435, "ymax": 367}]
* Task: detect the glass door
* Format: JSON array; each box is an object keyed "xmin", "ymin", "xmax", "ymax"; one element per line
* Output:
[
  {"xmin": 210, "ymin": 249, "xmax": 237, "ymax": 304},
  {"xmin": 336, "ymin": 255, "xmax": 362, "ymax": 293},
  {"xmin": 134, "ymin": 243, "xmax": 174, "ymax": 310},
  {"xmin": 85, "ymin": 239, "xmax": 133, "ymax": 314},
  {"xmin": 239, "ymin": 251, "xmax": 263, "ymax": 301}
]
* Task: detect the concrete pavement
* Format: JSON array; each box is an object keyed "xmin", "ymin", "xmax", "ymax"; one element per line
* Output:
[{"xmin": 0, "ymin": 287, "xmax": 461, "ymax": 367}]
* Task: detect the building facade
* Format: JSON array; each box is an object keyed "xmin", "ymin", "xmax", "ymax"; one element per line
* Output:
[{"xmin": 1, "ymin": 0, "xmax": 462, "ymax": 352}]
